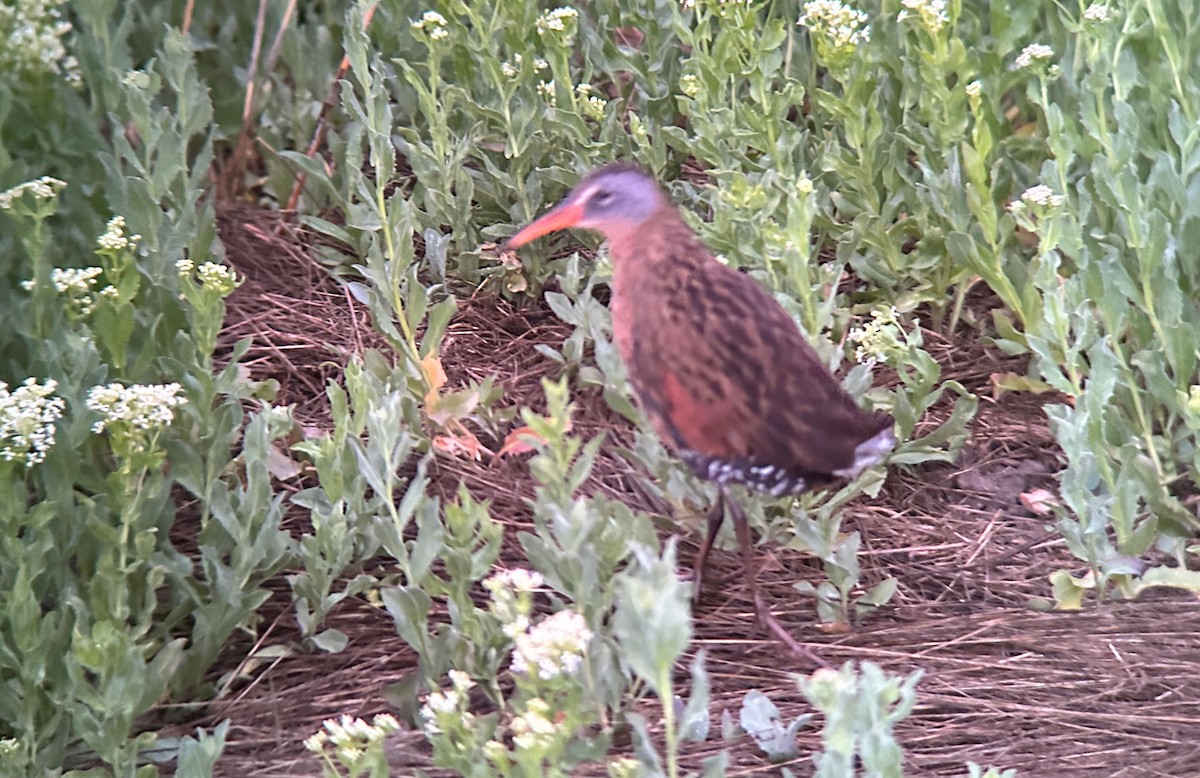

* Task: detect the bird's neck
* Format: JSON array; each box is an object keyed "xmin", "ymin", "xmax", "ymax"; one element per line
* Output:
[{"xmin": 607, "ymin": 206, "xmax": 705, "ymax": 289}]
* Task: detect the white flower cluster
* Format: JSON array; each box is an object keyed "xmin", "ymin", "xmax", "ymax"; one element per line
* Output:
[
  {"xmin": 419, "ymin": 670, "xmax": 475, "ymax": 736},
  {"xmin": 1013, "ymin": 43, "xmax": 1054, "ymax": 70},
  {"xmin": 53, "ymin": 266, "xmax": 104, "ymax": 316},
  {"xmin": 798, "ymin": 0, "xmax": 871, "ymax": 48},
  {"xmin": 679, "ymin": 73, "xmax": 700, "ymax": 98},
  {"xmin": 196, "ymin": 261, "xmax": 241, "ymax": 295},
  {"xmin": 410, "ymin": 10, "xmax": 448, "ymax": 42},
  {"xmin": 1019, "ymin": 184, "xmax": 1064, "ymax": 208},
  {"xmin": 965, "ymin": 80, "xmax": 982, "ymax": 98},
  {"xmin": 23, "ymin": 266, "xmax": 107, "ymax": 316},
  {"xmin": 848, "ymin": 306, "xmax": 906, "ymax": 366},
  {"xmin": 96, "ymin": 216, "xmax": 141, "ymax": 252},
  {"xmin": 0, "ymin": 0, "xmax": 79, "ymax": 83},
  {"xmin": 86, "ymin": 382, "xmax": 186, "ymax": 435},
  {"xmin": 486, "ymin": 568, "xmax": 544, "ymax": 593},
  {"xmin": 510, "ymin": 609, "xmax": 592, "ymax": 681},
  {"xmin": 178, "ymin": 258, "xmax": 242, "ymax": 297},
  {"xmin": 537, "ymin": 79, "xmax": 557, "ymax": 107},
  {"xmin": 1083, "ymin": 3, "xmax": 1112, "ymax": 23},
  {"xmin": 576, "ymin": 84, "xmax": 607, "ymax": 120},
  {"xmin": 485, "ymin": 567, "xmax": 543, "ymax": 639},
  {"xmin": 0, "ymin": 176, "xmax": 66, "ymax": 210},
  {"xmin": 0, "ymin": 737, "xmax": 18, "ymax": 757},
  {"xmin": 500, "ymin": 52, "xmax": 522, "ymax": 79},
  {"xmin": 1009, "ymin": 184, "xmax": 1065, "ymax": 218},
  {"xmin": 536, "ymin": 7, "xmax": 579, "ymax": 39},
  {"xmin": 897, "ymin": 0, "xmax": 948, "ymax": 32},
  {"xmin": 511, "ymin": 698, "xmax": 559, "ymax": 752},
  {"xmin": 0, "ymin": 378, "xmax": 65, "ymax": 467},
  {"xmin": 303, "ymin": 713, "xmax": 400, "ymax": 758}
]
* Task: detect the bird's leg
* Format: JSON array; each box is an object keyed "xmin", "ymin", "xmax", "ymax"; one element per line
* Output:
[
  {"xmin": 691, "ymin": 491, "xmax": 726, "ymax": 602},
  {"xmin": 723, "ymin": 487, "xmax": 829, "ymax": 668}
]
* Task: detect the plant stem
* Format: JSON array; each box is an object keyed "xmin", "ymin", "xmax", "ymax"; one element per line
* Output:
[{"xmin": 659, "ymin": 667, "xmax": 678, "ymax": 778}]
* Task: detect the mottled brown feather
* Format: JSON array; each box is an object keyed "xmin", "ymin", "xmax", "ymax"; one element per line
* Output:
[{"xmin": 608, "ymin": 203, "xmax": 890, "ymax": 484}]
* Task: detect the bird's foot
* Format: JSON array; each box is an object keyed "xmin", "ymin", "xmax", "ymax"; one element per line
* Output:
[{"xmin": 751, "ymin": 591, "xmax": 830, "ymax": 669}]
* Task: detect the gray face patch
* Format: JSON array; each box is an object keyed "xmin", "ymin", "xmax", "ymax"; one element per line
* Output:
[{"xmin": 574, "ymin": 169, "xmax": 662, "ymax": 227}]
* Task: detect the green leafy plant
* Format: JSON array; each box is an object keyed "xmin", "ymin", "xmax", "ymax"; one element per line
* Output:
[{"xmin": 800, "ymin": 661, "xmax": 922, "ymax": 778}]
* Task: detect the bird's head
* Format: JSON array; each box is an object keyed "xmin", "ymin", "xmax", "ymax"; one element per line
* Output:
[{"xmin": 506, "ymin": 163, "xmax": 665, "ymax": 248}]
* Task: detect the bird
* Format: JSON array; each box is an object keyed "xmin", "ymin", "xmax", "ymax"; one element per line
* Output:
[{"xmin": 505, "ymin": 163, "xmax": 895, "ymax": 661}]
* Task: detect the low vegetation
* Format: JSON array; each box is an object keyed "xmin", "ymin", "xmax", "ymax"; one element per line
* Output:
[{"xmin": 1, "ymin": 0, "xmax": 1197, "ymax": 775}]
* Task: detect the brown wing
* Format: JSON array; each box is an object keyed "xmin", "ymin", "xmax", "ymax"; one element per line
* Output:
[{"xmin": 625, "ymin": 252, "xmax": 890, "ymax": 481}]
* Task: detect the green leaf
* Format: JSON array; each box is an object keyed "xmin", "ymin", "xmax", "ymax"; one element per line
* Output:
[
  {"xmin": 613, "ymin": 541, "xmax": 692, "ymax": 698},
  {"xmin": 1048, "ymin": 570, "xmax": 1090, "ymax": 610},
  {"xmin": 680, "ymin": 650, "xmax": 711, "ymax": 742},
  {"xmin": 739, "ymin": 690, "xmax": 802, "ymax": 761}
]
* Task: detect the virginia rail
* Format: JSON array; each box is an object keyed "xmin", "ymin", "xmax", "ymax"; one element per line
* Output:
[{"xmin": 506, "ymin": 163, "xmax": 895, "ymax": 661}]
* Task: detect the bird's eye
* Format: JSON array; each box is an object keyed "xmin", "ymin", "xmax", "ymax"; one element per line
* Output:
[{"xmin": 591, "ymin": 190, "xmax": 614, "ymax": 209}]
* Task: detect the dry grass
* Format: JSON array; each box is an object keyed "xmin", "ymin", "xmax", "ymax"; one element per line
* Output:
[{"xmin": 159, "ymin": 206, "xmax": 1200, "ymax": 777}]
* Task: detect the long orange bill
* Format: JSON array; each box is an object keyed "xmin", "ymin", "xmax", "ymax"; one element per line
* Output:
[{"xmin": 506, "ymin": 200, "xmax": 585, "ymax": 248}]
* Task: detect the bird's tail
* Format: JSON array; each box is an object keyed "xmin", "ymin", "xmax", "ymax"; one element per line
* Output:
[{"xmin": 833, "ymin": 424, "xmax": 896, "ymax": 480}]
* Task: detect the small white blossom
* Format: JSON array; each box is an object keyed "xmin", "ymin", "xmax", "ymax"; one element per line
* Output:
[
  {"xmin": 485, "ymin": 568, "xmax": 545, "ymax": 594},
  {"xmin": 448, "ymin": 669, "xmax": 474, "ymax": 694},
  {"xmin": 0, "ymin": 176, "xmax": 67, "ymax": 210},
  {"xmin": 87, "ymin": 382, "xmax": 186, "ymax": 435},
  {"xmin": 486, "ymin": 568, "xmax": 542, "ymax": 639},
  {"xmin": 176, "ymin": 258, "xmax": 195, "ymax": 275},
  {"xmin": 501, "ymin": 60, "xmax": 518, "ymax": 78},
  {"xmin": 536, "ymin": 7, "xmax": 579, "ymax": 39},
  {"xmin": 410, "ymin": 10, "xmax": 449, "ymax": 42},
  {"xmin": 47, "ymin": 266, "xmax": 103, "ymax": 316},
  {"xmin": 0, "ymin": 737, "xmax": 19, "ymax": 757},
  {"xmin": 1016, "ymin": 184, "xmax": 1064, "ymax": 208},
  {"xmin": 303, "ymin": 731, "xmax": 328, "ymax": 753},
  {"xmin": 537, "ymin": 80, "xmax": 557, "ymax": 107},
  {"xmin": 1083, "ymin": 3, "xmax": 1111, "ymax": 23},
  {"xmin": 306, "ymin": 714, "xmax": 397, "ymax": 760},
  {"xmin": 196, "ymin": 261, "xmax": 241, "ymax": 295},
  {"xmin": 533, "ymin": 57, "xmax": 549, "ymax": 71},
  {"xmin": 576, "ymin": 84, "xmax": 607, "ymax": 120},
  {"xmin": 99, "ymin": 285, "xmax": 119, "ymax": 300},
  {"xmin": 51, "ymin": 266, "xmax": 102, "ymax": 294},
  {"xmin": 799, "ymin": 0, "xmax": 871, "ymax": 48},
  {"xmin": 0, "ymin": 378, "xmax": 65, "ymax": 467},
  {"xmin": 0, "ymin": 0, "xmax": 79, "ymax": 83},
  {"xmin": 510, "ymin": 609, "xmax": 592, "ymax": 681},
  {"xmin": 897, "ymin": 0, "xmax": 948, "ymax": 32},
  {"xmin": 1013, "ymin": 43, "xmax": 1054, "ymax": 70},
  {"xmin": 965, "ymin": 80, "xmax": 982, "ymax": 98},
  {"xmin": 848, "ymin": 306, "xmax": 906, "ymax": 366},
  {"xmin": 679, "ymin": 73, "xmax": 699, "ymax": 98},
  {"xmin": 419, "ymin": 675, "xmax": 472, "ymax": 737},
  {"xmin": 510, "ymin": 699, "xmax": 559, "ymax": 752},
  {"xmin": 96, "ymin": 216, "xmax": 140, "ymax": 252}
]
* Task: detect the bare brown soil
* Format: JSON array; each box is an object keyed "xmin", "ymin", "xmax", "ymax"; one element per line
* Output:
[{"xmin": 159, "ymin": 206, "xmax": 1200, "ymax": 778}]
